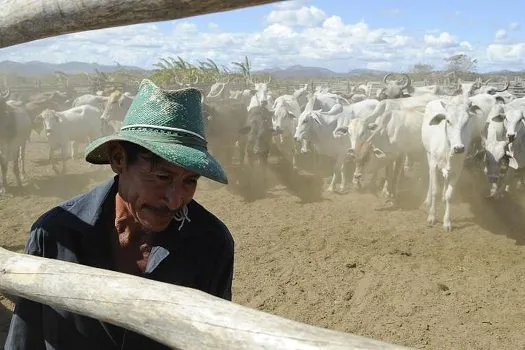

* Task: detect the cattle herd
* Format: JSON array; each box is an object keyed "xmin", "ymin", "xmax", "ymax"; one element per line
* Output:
[{"xmin": 1, "ymin": 72, "xmax": 524, "ymax": 233}]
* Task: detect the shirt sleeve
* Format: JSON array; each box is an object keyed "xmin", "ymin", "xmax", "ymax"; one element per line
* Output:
[{"xmin": 4, "ymin": 227, "xmax": 47, "ymax": 350}]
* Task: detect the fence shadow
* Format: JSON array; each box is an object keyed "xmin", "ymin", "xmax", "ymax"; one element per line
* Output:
[{"xmin": 457, "ymin": 167, "xmax": 525, "ymax": 245}]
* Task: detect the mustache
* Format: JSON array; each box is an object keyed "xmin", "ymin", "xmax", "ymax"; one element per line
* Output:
[{"xmin": 143, "ymin": 205, "xmax": 182, "ymax": 216}]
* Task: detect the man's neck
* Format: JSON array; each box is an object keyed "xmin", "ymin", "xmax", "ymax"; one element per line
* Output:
[{"xmin": 114, "ymin": 193, "xmax": 154, "ymax": 244}]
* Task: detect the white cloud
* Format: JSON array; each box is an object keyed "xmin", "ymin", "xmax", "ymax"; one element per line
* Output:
[
  {"xmin": 367, "ymin": 61, "xmax": 393, "ymax": 70},
  {"xmin": 495, "ymin": 29, "xmax": 507, "ymax": 40},
  {"xmin": 423, "ymin": 32, "xmax": 458, "ymax": 48},
  {"xmin": 487, "ymin": 43, "xmax": 525, "ymax": 64},
  {"xmin": 459, "ymin": 41, "xmax": 473, "ymax": 50},
  {"xmin": 0, "ymin": 3, "xmax": 523, "ymax": 73},
  {"xmin": 265, "ymin": 5, "xmax": 326, "ymax": 27},
  {"xmin": 174, "ymin": 22, "xmax": 197, "ymax": 32},
  {"xmin": 509, "ymin": 21, "xmax": 520, "ymax": 30}
]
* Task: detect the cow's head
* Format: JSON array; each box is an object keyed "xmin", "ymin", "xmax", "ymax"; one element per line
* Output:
[
  {"xmin": 503, "ymin": 108, "xmax": 524, "ymax": 144},
  {"xmin": 378, "ymin": 73, "xmax": 412, "ymax": 100},
  {"xmin": 247, "ymin": 75, "xmax": 272, "ymax": 110},
  {"xmin": 239, "ymin": 105, "xmax": 276, "ymax": 162},
  {"xmin": 293, "ymin": 99, "xmax": 322, "ymax": 154},
  {"xmin": 38, "ymin": 109, "xmax": 64, "ymax": 137},
  {"xmin": 480, "ymin": 104, "xmax": 511, "ymax": 195},
  {"xmin": 272, "ymin": 101, "xmax": 297, "ymax": 136},
  {"xmin": 428, "ymin": 100, "xmax": 482, "ymax": 156}
]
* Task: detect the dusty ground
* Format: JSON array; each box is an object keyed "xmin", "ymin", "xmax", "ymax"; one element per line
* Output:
[{"xmin": 0, "ymin": 134, "xmax": 524, "ymax": 349}]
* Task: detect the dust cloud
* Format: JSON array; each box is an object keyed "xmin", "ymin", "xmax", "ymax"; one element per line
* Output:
[{"xmin": 1, "ymin": 131, "xmax": 525, "ymax": 350}]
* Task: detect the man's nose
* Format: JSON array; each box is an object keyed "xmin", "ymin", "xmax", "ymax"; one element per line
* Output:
[{"xmin": 164, "ymin": 185, "xmax": 184, "ymax": 211}]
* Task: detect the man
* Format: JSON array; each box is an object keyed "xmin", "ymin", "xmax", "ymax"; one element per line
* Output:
[{"xmin": 5, "ymin": 80, "xmax": 234, "ymax": 349}]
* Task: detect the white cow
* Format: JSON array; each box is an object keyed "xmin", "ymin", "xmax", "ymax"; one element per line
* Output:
[
  {"xmin": 312, "ymin": 90, "xmax": 351, "ymax": 111},
  {"xmin": 206, "ymin": 80, "xmax": 231, "ymax": 101},
  {"xmin": 0, "ymin": 93, "xmax": 32, "ymax": 194},
  {"xmin": 422, "ymin": 97, "xmax": 482, "ymax": 232},
  {"xmin": 481, "ymin": 104, "xmax": 511, "ymax": 197},
  {"xmin": 247, "ymin": 80, "xmax": 271, "ymax": 112},
  {"xmin": 483, "ymin": 103, "xmax": 525, "ymax": 197},
  {"xmin": 348, "ymin": 106, "xmax": 425, "ymax": 201},
  {"xmin": 72, "ymin": 94, "xmax": 109, "ymax": 110},
  {"xmin": 332, "ymin": 99, "xmax": 380, "ymax": 139},
  {"xmin": 38, "ymin": 105, "xmax": 103, "ymax": 174},
  {"xmin": 293, "ymin": 95, "xmax": 350, "ymax": 192}
]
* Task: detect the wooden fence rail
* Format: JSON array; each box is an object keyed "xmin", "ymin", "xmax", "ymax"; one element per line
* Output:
[{"xmin": 0, "ymin": 247, "xmax": 410, "ymax": 349}]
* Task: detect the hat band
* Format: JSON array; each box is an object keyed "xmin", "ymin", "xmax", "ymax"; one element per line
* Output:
[{"xmin": 120, "ymin": 124, "xmax": 207, "ymax": 149}]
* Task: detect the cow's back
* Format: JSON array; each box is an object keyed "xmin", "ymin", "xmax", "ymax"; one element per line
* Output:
[{"xmin": 59, "ymin": 105, "xmax": 102, "ymax": 140}]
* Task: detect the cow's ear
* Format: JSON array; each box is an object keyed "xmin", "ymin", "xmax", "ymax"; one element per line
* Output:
[
  {"xmin": 334, "ymin": 126, "xmax": 348, "ymax": 136},
  {"xmin": 372, "ymin": 147, "xmax": 387, "ymax": 159},
  {"xmin": 429, "ymin": 114, "xmax": 446, "ymax": 125}
]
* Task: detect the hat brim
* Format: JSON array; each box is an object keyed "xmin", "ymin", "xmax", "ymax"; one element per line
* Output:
[{"xmin": 84, "ymin": 133, "xmax": 228, "ymax": 185}]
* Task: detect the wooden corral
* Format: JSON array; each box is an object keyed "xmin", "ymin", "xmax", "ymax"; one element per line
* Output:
[
  {"xmin": 0, "ymin": 248, "xmax": 410, "ymax": 349},
  {"xmin": 0, "ymin": 0, "xmax": 413, "ymax": 349}
]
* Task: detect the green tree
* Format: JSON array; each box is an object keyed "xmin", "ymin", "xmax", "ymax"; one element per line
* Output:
[{"xmin": 444, "ymin": 54, "xmax": 477, "ymax": 73}]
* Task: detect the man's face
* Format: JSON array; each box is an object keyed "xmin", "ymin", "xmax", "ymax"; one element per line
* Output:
[{"xmin": 109, "ymin": 144, "xmax": 200, "ymax": 232}]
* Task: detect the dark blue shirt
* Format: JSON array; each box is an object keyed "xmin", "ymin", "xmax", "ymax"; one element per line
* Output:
[{"xmin": 5, "ymin": 176, "xmax": 234, "ymax": 349}]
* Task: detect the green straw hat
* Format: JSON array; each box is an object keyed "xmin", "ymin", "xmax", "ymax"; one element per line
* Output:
[{"xmin": 85, "ymin": 79, "xmax": 228, "ymax": 184}]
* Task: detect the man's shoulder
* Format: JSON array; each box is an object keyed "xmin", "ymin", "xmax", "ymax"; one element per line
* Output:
[
  {"xmin": 31, "ymin": 177, "xmax": 115, "ymax": 231},
  {"xmin": 187, "ymin": 199, "xmax": 234, "ymax": 248}
]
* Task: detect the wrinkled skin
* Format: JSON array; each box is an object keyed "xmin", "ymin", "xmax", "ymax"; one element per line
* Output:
[{"xmin": 106, "ymin": 142, "xmax": 200, "ymax": 274}]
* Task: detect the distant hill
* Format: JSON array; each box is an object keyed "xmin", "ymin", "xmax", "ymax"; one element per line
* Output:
[
  {"xmin": 0, "ymin": 61, "xmax": 390, "ymax": 79},
  {"xmin": 0, "ymin": 60, "xmax": 146, "ymax": 77},
  {"xmin": 255, "ymin": 64, "xmax": 388, "ymax": 78},
  {"xmin": 2, "ymin": 61, "xmax": 521, "ymax": 80}
]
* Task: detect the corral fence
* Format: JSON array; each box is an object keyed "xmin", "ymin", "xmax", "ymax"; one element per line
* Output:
[
  {"xmin": 0, "ymin": 0, "xmax": 414, "ymax": 349},
  {"xmin": 9, "ymin": 75, "xmax": 525, "ymax": 102}
]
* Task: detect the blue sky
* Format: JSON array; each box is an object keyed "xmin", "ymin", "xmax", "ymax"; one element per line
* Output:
[{"xmin": 1, "ymin": 0, "xmax": 524, "ymax": 72}]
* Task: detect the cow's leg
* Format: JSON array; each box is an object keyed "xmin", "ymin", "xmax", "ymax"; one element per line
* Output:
[
  {"xmin": 386, "ymin": 155, "xmax": 404, "ymax": 205},
  {"xmin": 61, "ymin": 145, "xmax": 67, "ymax": 175},
  {"xmin": 327, "ymin": 160, "xmax": 340, "ymax": 192},
  {"xmin": 339, "ymin": 158, "xmax": 348, "ymax": 192},
  {"xmin": 382, "ymin": 162, "xmax": 393, "ymax": 199},
  {"xmin": 496, "ymin": 167, "xmax": 516, "ymax": 198},
  {"xmin": 12, "ymin": 148, "xmax": 22, "ymax": 188},
  {"xmin": 0, "ymin": 154, "xmax": 7, "ymax": 195},
  {"xmin": 238, "ymin": 140, "xmax": 246, "ymax": 166},
  {"xmin": 423, "ymin": 153, "xmax": 432, "ymax": 207},
  {"xmin": 260, "ymin": 154, "xmax": 269, "ymax": 190},
  {"xmin": 441, "ymin": 175, "xmax": 448, "ymax": 203},
  {"xmin": 443, "ymin": 174, "xmax": 460, "ymax": 232},
  {"xmin": 404, "ymin": 154, "xmax": 413, "ymax": 173},
  {"xmin": 71, "ymin": 141, "xmax": 77, "ymax": 159},
  {"xmin": 19, "ymin": 141, "xmax": 27, "ymax": 181},
  {"xmin": 426, "ymin": 158, "xmax": 438, "ymax": 226}
]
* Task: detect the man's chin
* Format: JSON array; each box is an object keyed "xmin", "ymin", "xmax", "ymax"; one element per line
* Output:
[{"xmin": 138, "ymin": 215, "xmax": 173, "ymax": 233}]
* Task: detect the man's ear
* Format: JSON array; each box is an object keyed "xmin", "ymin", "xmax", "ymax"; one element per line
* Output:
[{"xmin": 107, "ymin": 141, "xmax": 126, "ymax": 174}]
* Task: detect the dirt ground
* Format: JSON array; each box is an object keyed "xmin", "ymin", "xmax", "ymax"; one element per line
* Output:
[{"xmin": 0, "ymin": 134, "xmax": 524, "ymax": 350}]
